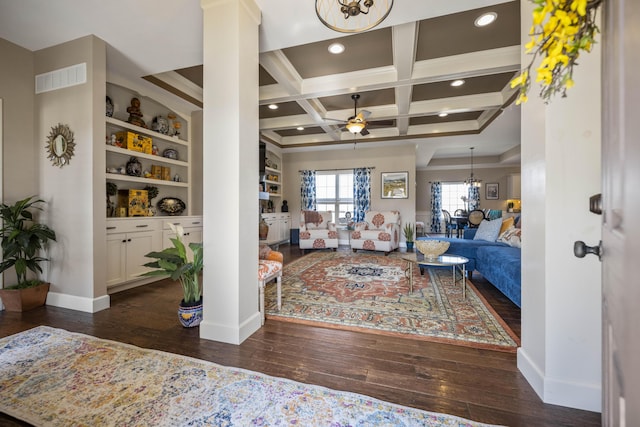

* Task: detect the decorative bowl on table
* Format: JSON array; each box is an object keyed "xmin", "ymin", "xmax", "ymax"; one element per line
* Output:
[{"xmin": 416, "ymin": 240, "xmax": 450, "ymax": 259}]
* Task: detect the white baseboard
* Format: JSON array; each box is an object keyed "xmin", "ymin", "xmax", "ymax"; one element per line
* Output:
[
  {"xmin": 199, "ymin": 311, "xmax": 261, "ymax": 345},
  {"xmin": 46, "ymin": 292, "xmax": 110, "ymax": 313},
  {"xmin": 518, "ymin": 347, "xmax": 602, "ymax": 412}
]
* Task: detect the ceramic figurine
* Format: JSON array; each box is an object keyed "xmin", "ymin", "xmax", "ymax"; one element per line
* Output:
[
  {"xmin": 126, "ymin": 97, "xmax": 147, "ymax": 128},
  {"xmin": 106, "ymin": 96, "xmax": 114, "ymax": 117}
]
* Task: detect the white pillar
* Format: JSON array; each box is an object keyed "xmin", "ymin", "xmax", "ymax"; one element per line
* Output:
[
  {"xmin": 517, "ymin": 0, "xmax": 602, "ymax": 412},
  {"xmin": 200, "ymin": 0, "xmax": 261, "ymax": 344}
]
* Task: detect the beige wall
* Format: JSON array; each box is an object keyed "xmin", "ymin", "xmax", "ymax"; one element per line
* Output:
[
  {"xmin": 0, "ymin": 38, "xmax": 38, "ymax": 203},
  {"xmin": 283, "ymin": 144, "xmax": 416, "ymax": 243},
  {"xmin": 35, "ymin": 35, "xmax": 108, "ymax": 311},
  {"xmin": 417, "ymin": 166, "xmax": 521, "ymax": 212}
]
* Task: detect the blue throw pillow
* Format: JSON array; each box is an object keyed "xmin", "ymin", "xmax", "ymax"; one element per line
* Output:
[{"xmin": 473, "ymin": 219, "xmax": 503, "ymax": 242}]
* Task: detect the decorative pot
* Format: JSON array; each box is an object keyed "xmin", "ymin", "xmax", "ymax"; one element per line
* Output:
[
  {"xmin": 406, "ymin": 242, "xmax": 414, "ymax": 251},
  {"xmin": 259, "ymin": 217, "xmax": 269, "ymax": 240},
  {"xmin": 126, "ymin": 156, "xmax": 142, "ymax": 177},
  {"xmin": 178, "ymin": 298, "xmax": 203, "ymax": 328},
  {"xmin": 0, "ymin": 282, "xmax": 50, "ymax": 312}
]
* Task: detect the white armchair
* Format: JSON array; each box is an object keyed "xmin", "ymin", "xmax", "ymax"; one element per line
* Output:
[
  {"xmin": 350, "ymin": 210, "xmax": 401, "ymax": 254},
  {"xmin": 299, "ymin": 210, "xmax": 339, "ymax": 253}
]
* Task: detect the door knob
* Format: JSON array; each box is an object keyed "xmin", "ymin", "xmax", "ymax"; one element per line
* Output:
[{"xmin": 574, "ymin": 240, "xmax": 602, "ymax": 260}]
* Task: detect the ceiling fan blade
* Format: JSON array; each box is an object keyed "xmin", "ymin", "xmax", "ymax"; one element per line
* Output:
[
  {"xmin": 359, "ymin": 127, "xmax": 370, "ymax": 136},
  {"xmin": 322, "ymin": 117, "xmax": 347, "ymax": 123},
  {"xmin": 360, "ymin": 110, "xmax": 371, "ymax": 120},
  {"xmin": 366, "ymin": 119, "xmax": 395, "ymax": 127}
]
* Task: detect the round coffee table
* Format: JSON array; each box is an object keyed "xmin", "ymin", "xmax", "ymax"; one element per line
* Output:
[{"xmin": 402, "ymin": 253, "xmax": 469, "ymax": 298}]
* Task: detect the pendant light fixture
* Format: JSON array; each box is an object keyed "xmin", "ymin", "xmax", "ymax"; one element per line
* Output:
[
  {"xmin": 315, "ymin": 0, "xmax": 394, "ymax": 33},
  {"xmin": 465, "ymin": 147, "xmax": 482, "ymax": 187}
]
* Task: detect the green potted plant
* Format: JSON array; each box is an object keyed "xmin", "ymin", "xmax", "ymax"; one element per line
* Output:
[
  {"xmin": 403, "ymin": 222, "xmax": 415, "ymax": 251},
  {"xmin": 0, "ymin": 196, "xmax": 57, "ymax": 311},
  {"xmin": 141, "ymin": 223, "xmax": 203, "ymax": 327}
]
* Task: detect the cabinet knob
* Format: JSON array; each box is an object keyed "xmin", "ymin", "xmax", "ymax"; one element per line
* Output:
[
  {"xmin": 136, "ymin": 224, "xmax": 149, "ymax": 228},
  {"xmin": 127, "ymin": 238, "xmax": 132, "ymax": 242},
  {"xmin": 122, "ymin": 239, "xmax": 127, "ymax": 243}
]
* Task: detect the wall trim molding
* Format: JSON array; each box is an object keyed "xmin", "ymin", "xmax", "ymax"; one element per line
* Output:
[{"xmin": 46, "ymin": 292, "xmax": 110, "ymax": 313}]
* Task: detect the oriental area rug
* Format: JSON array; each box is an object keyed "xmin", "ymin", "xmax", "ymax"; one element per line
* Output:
[
  {"xmin": 0, "ymin": 327, "xmax": 503, "ymax": 427},
  {"xmin": 264, "ymin": 251, "xmax": 519, "ymax": 351}
]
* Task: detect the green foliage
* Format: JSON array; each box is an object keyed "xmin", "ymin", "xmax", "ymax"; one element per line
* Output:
[
  {"xmin": 0, "ymin": 196, "xmax": 57, "ymax": 287},
  {"xmin": 403, "ymin": 222, "xmax": 415, "ymax": 242},
  {"xmin": 143, "ymin": 185, "xmax": 159, "ymax": 200},
  {"xmin": 142, "ymin": 225, "xmax": 203, "ymax": 304}
]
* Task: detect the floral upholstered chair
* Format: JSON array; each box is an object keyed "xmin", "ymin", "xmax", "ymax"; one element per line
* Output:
[
  {"xmin": 350, "ymin": 210, "xmax": 401, "ymax": 255},
  {"xmin": 299, "ymin": 210, "xmax": 339, "ymax": 254}
]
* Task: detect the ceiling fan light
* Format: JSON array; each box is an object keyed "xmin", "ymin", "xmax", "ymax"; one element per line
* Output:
[
  {"xmin": 475, "ymin": 12, "xmax": 497, "ymax": 27},
  {"xmin": 346, "ymin": 121, "xmax": 365, "ymax": 133}
]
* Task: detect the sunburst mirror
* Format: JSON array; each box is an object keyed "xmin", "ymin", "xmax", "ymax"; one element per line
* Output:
[{"xmin": 46, "ymin": 123, "xmax": 75, "ymax": 167}]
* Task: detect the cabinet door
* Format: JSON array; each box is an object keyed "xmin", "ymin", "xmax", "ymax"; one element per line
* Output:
[
  {"xmin": 183, "ymin": 227, "xmax": 203, "ymax": 247},
  {"xmin": 106, "ymin": 233, "xmax": 127, "ymax": 287},
  {"xmin": 280, "ymin": 216, "xmax": 290, "ymax": 242},
  {"xmin": 265, "ymin": 216, "xmax": 278, "ymax": 242},
  {"xmin": 125, "ymin": 230, "xmax": 159, "ymax": 281}
]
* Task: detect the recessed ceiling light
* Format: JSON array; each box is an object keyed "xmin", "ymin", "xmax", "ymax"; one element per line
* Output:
[
  {"xmin": 297, "ymin": 126, "xmax": 304, "ymax": 131},
  {"xmin": 268, "ymin": 104, "xmax": 278, "ymax": 110},
  {"xmin": 450, "ymin": 79, "xmax": 465, "ymax": 87},
  {"xmin": 475, "ymin": 12, "xmax": 497, "ymax": 27},
  {"xmin": 328, "ymin": 42, "xmax": 345, "ymax": 54},
  {"xmin": 438, "ymin": 112, "xmax": 448, "ymax": 117}
]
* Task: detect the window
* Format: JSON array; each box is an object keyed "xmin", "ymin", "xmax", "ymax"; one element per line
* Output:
[
  {"xmin": 441, "ymin": 182, "xmax": 468, "ymax": 214},
  {"xmin": 316, "ymin": 171, "xmax": 354, "ymax": 224}
]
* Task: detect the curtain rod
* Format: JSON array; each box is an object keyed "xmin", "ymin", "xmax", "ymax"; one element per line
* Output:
[{"xmin": 299, "ymin": 167, "xmax": 375, "ymax": 172}]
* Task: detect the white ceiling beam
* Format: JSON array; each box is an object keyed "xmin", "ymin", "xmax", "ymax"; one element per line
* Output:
[{"xmin": 259, "ymin": 50, "xmax": 303, "ymax": 97}]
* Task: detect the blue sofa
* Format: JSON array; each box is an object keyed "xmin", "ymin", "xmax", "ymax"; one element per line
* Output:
[{"xmin": 417, "ymin": 229, "xmax": 521, "ymax": 307}]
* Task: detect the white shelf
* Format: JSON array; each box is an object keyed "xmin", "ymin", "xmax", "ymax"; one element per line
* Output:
[
  {"xmin": 265, "ymin": 166, "xmax": 280, "ymax": 174},
  {"xmin": 106, "ymin": 173, "xmax": 188, "ymax": 187},
  {"xmin": 106, "ymin": 117, "xmax": 189, "ymax": 147},
  {"xmin": 263, "ymin": 179, "xmax": 280, "ymax": 185},
  {"xmin": 105, "ymin": 145, "xmax": 188, "ymax": 167}
]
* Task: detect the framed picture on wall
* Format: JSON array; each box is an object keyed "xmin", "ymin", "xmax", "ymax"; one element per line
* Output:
[
  {"xmin": 486, "ymin": 183, "xmax": 499, "ymax": 200},
  {"xmin": 381, "ymin": 171, "xmax": 409, "ymax": 199}
]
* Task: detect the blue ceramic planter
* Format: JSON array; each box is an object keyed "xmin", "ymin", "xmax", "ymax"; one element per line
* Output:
[{"xmin": 178, "ymin": 299, "xmax": 203, "ymax": 328}]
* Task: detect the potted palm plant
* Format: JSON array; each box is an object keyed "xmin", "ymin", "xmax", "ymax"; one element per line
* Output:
[
  {"xmin": 0, "ymin": 196, "xmax": 57, "ymax": 311},
  {"xmin": 141, "ymin": 223, "xmax": 203, "ymax": 327},
  {"xmin": 403, "ymin": 222, "xmax": 415, "ymax": 251}
]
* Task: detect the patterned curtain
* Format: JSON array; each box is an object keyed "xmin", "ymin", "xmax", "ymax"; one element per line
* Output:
[
  {"xmin": 468, "ymin": 185, "xmax": 480, "ymax": 211},
  {"xmin": 300, "ymin": 170, "xmax": 316, "ymax": 210},
  {"xmin": 430, "ymin": 182, "xmax": 442, "ymax": 233},
  {"xmin": 353, "ymin": 168, "xmax": 371, "ymax": 222}
]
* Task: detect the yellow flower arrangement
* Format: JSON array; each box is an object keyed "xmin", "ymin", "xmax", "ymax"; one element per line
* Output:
[{"xmin": 511, "ymin": 0, "xmax": 602, "ymax": 104}]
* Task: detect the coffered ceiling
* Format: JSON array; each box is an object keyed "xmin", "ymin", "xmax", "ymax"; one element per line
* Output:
[
  {"xmin": 0, "ymin": 0, "xmax": 522, "ymax": 169},
  {"xmin": 164, "ymin": 1, "xmax": 522, "ymax": 167}
]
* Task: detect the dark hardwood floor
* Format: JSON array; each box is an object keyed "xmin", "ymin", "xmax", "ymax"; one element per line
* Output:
[{"xmin": 0, "ymin": 244, "xmax": 599, "ymax": 426}]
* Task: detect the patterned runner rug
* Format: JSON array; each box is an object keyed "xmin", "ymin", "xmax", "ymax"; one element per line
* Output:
[
  {"xmin": 265, "ymin": 251, "xmax": 519, "ymax": 351},
  {"xmin": 0, "ymin": 326, "xmax": 503, "ymax": 426}
]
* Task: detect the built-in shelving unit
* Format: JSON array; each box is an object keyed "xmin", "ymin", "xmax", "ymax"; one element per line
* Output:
[{"xmin": 105, "ymin": 82, "xmax": 192, "ymax": 216}]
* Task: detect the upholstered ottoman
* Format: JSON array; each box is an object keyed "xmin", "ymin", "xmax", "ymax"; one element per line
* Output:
[{"xmin": 258, "ymin": 259, "xmax": 282, "ymax": 325}]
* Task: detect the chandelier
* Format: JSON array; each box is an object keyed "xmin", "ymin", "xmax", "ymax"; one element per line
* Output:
[
  {"xmin": 315, "ymin": 0, "xmax": 394, "ymax": 33},
  {"xmin": 465, "ymin": 147, "xmax": 482, "ymax": 187}
]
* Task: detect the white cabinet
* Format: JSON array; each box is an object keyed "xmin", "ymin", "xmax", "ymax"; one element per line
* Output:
[
  {"xmin": 507, "ymin": 173, "xmax": 521, "ymax": 199},
  {"xmin": 262, "ymin": 213, "xmax": 290, "ymax": 245},
  {"xmin": 162, "ymin": 217, "xmax": 203, "ymax": 250},
  {"xmin": 106, "ymin": 219, "xmax": 162, "ymax": 288}
]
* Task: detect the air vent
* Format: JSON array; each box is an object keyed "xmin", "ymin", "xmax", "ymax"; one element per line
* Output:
[{"xmin": 35, "ymin": 63, "xmax": 87, "ymax": 94}]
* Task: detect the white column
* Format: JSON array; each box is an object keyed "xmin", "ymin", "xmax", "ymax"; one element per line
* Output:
[
  {"xmin": 517, "ymin": 0, "xmax": 602, "ymax": 412},
  {"xmin": 200, "ymin": 0, "xmax": 261, "ymax": 344}
]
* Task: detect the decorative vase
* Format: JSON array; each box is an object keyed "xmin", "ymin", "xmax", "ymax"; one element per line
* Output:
[
  {"xmin": 178, "ymin": 298, "xmax": 203, "ymax": 328},
  {"xmin": 126, "ymin": 156, "xmax": 142, "ymax": 177},
  {"xmin": 259, "ymin": 216, "xmax": 269, "ymax": 240}
]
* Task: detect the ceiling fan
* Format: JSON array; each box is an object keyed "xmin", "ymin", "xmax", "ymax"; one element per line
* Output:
[
  {"xmin": 344, "ymin": 94, "xmax": 371, "ymax": 136},
  {"xmin": 324, "ymin": 93, "xmax": 394, "ymax": 137}
]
